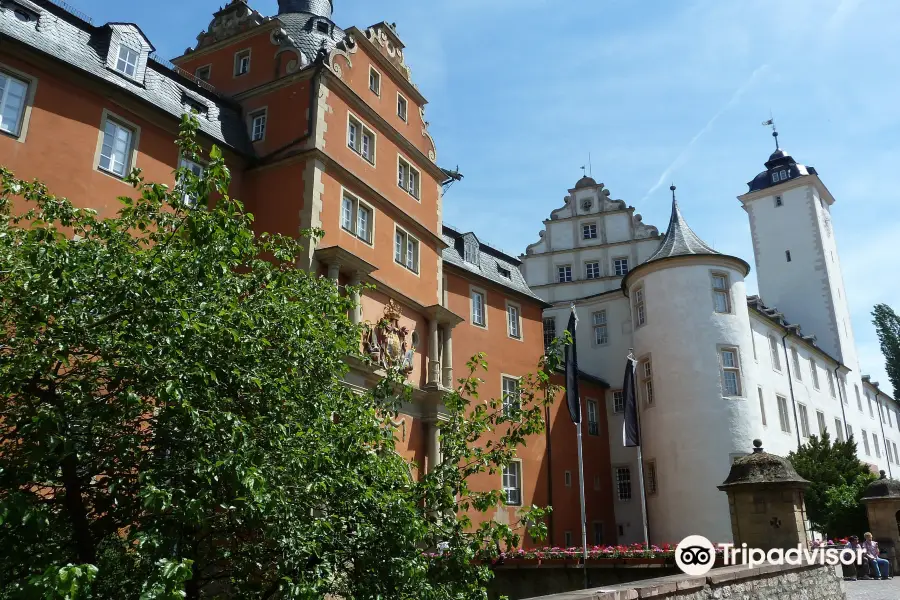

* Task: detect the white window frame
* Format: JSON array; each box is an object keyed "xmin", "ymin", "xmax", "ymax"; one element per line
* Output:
[
  {"xmin": 234, "ymin": 49, "xmax": 251, "ymax": 76},
  {"xmin": 862, "ymin": 430, "xmax": 871, "ymax": 455},
  {"xmin": 592, "ymin": 310, "xmax": 608, "ymax": 346},
  {"xmin": 115, "ymin": 44, "xmax": 139, "ymax": 78},
  {"xmin": 542, "ymin": 317, "xmax": 555, "ymax": 350},
  {"xmin": 397, "ymin": 154, "xmax": 420, "ymax": 200},
  {"xmin": 470, "ymin": 286, "xmax": 486, "ymax": 328},
  {"xmin": 791, "ymin": 347, "xmax": 802, "ymax": 381},
  {"xmin": 249, "ymin": 108, "xmax": 267, "ymax": 143},
  {"xmin": 776, "ymin": 395, "xmax": 790, "ymax": 433},
  {"xmin": 502, "ymin": 460, "xmax": 522, "ymax": 506},
  {"xmin": 612, "ymin": 390, "xmax": 624, "ymax": 414},
  {"xmin": 396, "ymin": 92, "xmax": 408, "ymax": 122},
  {"xmin": 613, "ymin": 257, "xmax": 629, "ymax": 276},
  {"xmin": 855, "ymin": 384, "xmax": 863, "ymax": 412},
  {"xmin": 614, "ymin": 466, "xmax": 632, "ymax": 501},
  {"xmin": 769, "ymin": 335, "xmax": 782, "ymax": 372},
  {"xmin": 177, "ymin": 156, "xmax": 204, "ymax": 208},
  {"xmin": 394, "ymin": 225, "xmax": 419, "ymax": 274},
  {"xmin": 809, "ymin": 358, "xmax": 820, "ymax": 390},
  {"xmin": 368, "ymin": 66, "xmax": 381, "ymax": 96},
  {"xmin": 585, "ymin": 260, "xmax": 601, "ymax": 280},
  {"xmin": 798, "ymin": 403, "xmax": 810, "ymax": 438},
  {"xmin": 582, "ymin": 222, "xmax": 598, "ymax": 240},
  {"xmin": 758, "ymin": 387, "xmax": 767, "ymax": 427},
  {"xmin": 348, "ymin": 113, "xmax": 376, "ymax": 164},
  {"xmin": 95, "ymin": 110, "xmax": 139, "ymax": 179},
  {"xmin": 645, "ymin": 460, "xmax": 658, "ymax": 496},
  {"xmin": 557, "ymin": 265, "xmax": 573, "ymax": 283},
  {"xmin": 817, "ymin": 410, "xmax": 827, "ymax": 437},
  {"xmin": 827, "ymin": 370, "xmax": 836, "ymax": 398},
  {"xmin": 587, "ymin": 399, "xmax": 599, "ymax": 436},
  {"xmin": 640, "ymin": 357, "xmax": 654, "ymax": 407},
  {"xmin": 0, "ymin": 67, "xmax": 34, "ymax": 140},
  {"xmin": 868, "ymin": 393, "xmax": 874, "ymax": 418},
  {"xmin": 874, "ymin": 433, "xmax": 881, "ymax": 457},
  {"xmin": 711, "ymin": 272, "xmax": 732, "ymax": 314},
  {"xmin": 633, "ymin": 286, "xmax": 646, "ymax": 328},
  {"xmin": 837, "ymin": 419, "xmax": 846, "ymax": 442},
  {"xmin": 339, "ymin": 190, "xmax": 374, "ymax": 245},
  {"xmin": 501, "ymin": 375, "xmax": 521, "ymax": 417},
  {"xmin": 506, "ymin": 300, "xmax": 522, "ymax": 340},
  {"xmin": 720, "ymin": 346, "xmax": 742, "ymax": 397}
]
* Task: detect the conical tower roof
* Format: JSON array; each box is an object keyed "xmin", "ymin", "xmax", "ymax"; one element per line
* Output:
[{"xmin": 645, "ymin": 185, "xmax": 718, "ymax": 263}]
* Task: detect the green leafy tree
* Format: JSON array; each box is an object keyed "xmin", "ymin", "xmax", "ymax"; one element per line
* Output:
[
  {"xmin": 873, "ymin": 303, "xmax": 900, "ymax": 397},
  {"xmin": 788, "ymin": 432, "xmax": 877, "ymax": 538},
  {"xmin": 0, "ymin": 115, "xmax": 558, "ymax": 599}
]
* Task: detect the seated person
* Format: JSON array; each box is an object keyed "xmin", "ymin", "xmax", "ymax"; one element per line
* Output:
[
  {"xmin": 864, "ymin": 532, "xmax": 891, "ymax": 580},
  {"xmin": 844, "ymin": 536, "xmax": 872, "ymax": 580}
]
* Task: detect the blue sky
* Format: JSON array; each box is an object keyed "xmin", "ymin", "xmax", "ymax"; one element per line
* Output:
[{"xmin": 75, "ymin": 0, "xmax": 898, "ymax": 391}]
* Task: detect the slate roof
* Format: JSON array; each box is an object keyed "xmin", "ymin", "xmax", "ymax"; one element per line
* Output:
[
  {"xmin": 645, "ymin": 190, "xmax": 719, "ymax": 263},
  {"xmin": 275, "ymin": 12, "xmax": 346, "ymax": 65},
  {"xmin": 747, "ymin": 147, "xmax": 818, "ymax": 193},
  {"xmin": 442, "ymin": 225, "xmax": 546, "ymax": 305},
  {"xmin": 0, "ymin": 0, "xmax": 251, "ymax": 154}
]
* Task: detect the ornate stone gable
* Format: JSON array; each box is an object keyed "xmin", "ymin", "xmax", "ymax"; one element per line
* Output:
[
  {"xmin": 364, "ymin": 22, "xmax": 410, "ymax": 80},
  {"xmin": 192, "ymin": 0, "xmax": 268, "ymax": 52}
]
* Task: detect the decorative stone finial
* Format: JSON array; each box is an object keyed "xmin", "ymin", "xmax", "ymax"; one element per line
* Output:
[{"xmin": 753, "ymin": 439, "xmax": 763, "ymax": 453}]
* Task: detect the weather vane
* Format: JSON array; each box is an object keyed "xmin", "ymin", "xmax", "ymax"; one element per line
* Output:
[{"xmin": 761, "ymin": 115, "xmax": 779, "ymax": 150}]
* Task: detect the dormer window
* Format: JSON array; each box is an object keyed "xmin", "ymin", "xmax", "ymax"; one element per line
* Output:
[
  {"xmin": 116, "ymin": 45, "xmax": 139, "ymax": 77},
  {"xmin": 771, "ymin": 169, "xmax": 790, "ymax": 183},
  {"xmin": 195, "ymin": 65, "xmax": 211, "ymax": 81},
  {"xmin": 498, "ymin": 266, "xmax": 511, "ymax": 279},
  {"xmin": 316, "ymin": 20, "xmax": 330, "ymax": 34},
  {"xmin": 464, "ymin": 241, "xmax": 478, "ymax": 264}
]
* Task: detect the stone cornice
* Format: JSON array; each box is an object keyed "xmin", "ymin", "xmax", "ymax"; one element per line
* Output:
[
  {"xmin": 737, "ymin": 174, "xmax": 836, "ymax": 206},
  {"xmin": 621, "ymin": 253, "xmax": 751, "ymax": 295}
]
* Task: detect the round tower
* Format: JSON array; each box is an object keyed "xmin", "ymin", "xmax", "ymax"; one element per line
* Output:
[
  {"xmin": 278, "ymin": 0, "xmax": 333, "ymax": 17},
  {"xmin": 623, "ymin": 186, "xmax": 759, "ymax": 544}
]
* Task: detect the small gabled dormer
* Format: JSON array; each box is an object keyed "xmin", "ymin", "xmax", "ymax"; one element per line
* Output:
[
  {"xmin": 458, "ymin": 232, "xmax": 480, "ymax": 268},
  {"xmin": 105, "ymin": 23, "xmax": 154, "ymax": 85}
]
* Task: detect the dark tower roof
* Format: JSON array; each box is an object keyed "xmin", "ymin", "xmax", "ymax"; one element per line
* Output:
[
  {"xmin": 746, "ymin": 130, "xmax": 818, "ymax": 193},
  {"xmin": 278, "ymin": 0, "xmax": 334, "ymax": 18},
  {"xmin": 645, "ymin": 185, "xmax": 718, "ymax": 263},
  {"xmin": 275, "ymin": 0, "xmax": 344, "ymax": 65}
]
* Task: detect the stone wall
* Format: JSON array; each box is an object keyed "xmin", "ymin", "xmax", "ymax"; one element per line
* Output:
[{"xmin": 521, "ymin": 562, "xmax": 845, "ymax": 600}]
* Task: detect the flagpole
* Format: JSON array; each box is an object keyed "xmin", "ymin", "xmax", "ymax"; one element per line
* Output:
[
  {"xmin": 576, "ymin": 417, "xmax": 588, "ymax": 589},
  {"xmin": 635, "ymin": 439, "xmax": 649, "ymax": 549},
  {"xmin": 625, "ymin": 351, "xmax": 650, "ymax": 549}
]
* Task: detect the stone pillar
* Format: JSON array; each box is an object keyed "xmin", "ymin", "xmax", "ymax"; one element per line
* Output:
[
  {"xmin": 718, "ymin": 439, "xmax": 811, "ymax": 552},
  {"xmin": 326, "ymin": 262, "xmax": 340, "ymax": 285},
  {"xmin": 442, "ymin": 326, "xmax": 453, "ymax": 389},
  {"xmin": 861, "ymin": 470, "xmax": 900, "ymax": 572},
  {"xmin": 348, "ymin": 271, "xmax": 362, "ymax": 325},
  {"xmin": 427, "ymin": 319, "xmax": 440, "ymax": 386},
  {"xmin": 425, "ymin": 418, "xmax": 441, "ymax": 473}
]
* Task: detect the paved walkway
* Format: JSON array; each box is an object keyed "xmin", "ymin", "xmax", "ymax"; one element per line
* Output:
[{"xmin": 845, "ymin": 577, "xmax": 900, "ymax": 600}]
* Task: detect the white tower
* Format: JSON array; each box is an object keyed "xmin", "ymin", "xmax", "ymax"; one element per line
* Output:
[
  {"xmin": 738, "ymin": 129, "xmax": 858, "ymax": 372},
  {"xmin": 624, "ymin": 186, "xmax": 758, "ymax": 543}
]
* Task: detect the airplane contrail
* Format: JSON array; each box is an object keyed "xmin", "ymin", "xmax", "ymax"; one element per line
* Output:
[{"xmin": 640, "ymin": 64, "xmax": 770, "ymax": 204}]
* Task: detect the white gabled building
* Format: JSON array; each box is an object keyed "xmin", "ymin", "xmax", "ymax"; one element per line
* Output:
[{"xmin": 520, "ymin": 142, "xmax": 900, "ymax": 545}]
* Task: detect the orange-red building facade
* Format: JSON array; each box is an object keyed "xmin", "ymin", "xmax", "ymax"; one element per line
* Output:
[{"xmin": 0, "ymin": 0, "xmax": 615, "ymax": 548}]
